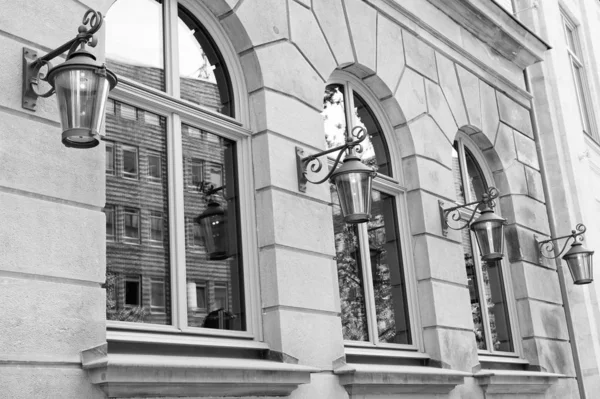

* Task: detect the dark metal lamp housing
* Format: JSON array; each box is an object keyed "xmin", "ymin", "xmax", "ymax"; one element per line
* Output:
[
  {"xmin": 196, "ymin": 200, "xmax": 229, "ymax": 261},
  {"xmin": 22, "ymin": 10, "xmax": 117, "ymax": 148},
  {"xmin": 440, "ymin": 187, "xmax": 507, "ymax": 261},
  {"xmin": 539, "ymin": 224, "xmax": 594, "ymax": 285},
  {"xmin": 296, "ymin": 126, "xmax": 377, "ymax": 224}
]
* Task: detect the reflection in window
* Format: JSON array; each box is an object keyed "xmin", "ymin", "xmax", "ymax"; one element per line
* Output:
[
  {"xmin": 196, "ymin": 283, "xmax": 207, "ymax": 310},
  {"xmin": 150, "ymin": 279, "xmax": 166, "ymax": 311},
  {"xmin": 149, "ymin": 211, "xmax": 163, "ymax": 243},
  {"xmin": 453, "ymin": 140, "xmax": 514, "ymax": 353},
  {"xmin": 148, "ymin": 153, "xmax": 161, "ymax": 180},
  {"xmin": 124, "ymin": 208, "xmax": 140, "ymax": 241},
  {"xmin": 122, "ymin": 146, "xmax": 139, "ymax": 179},
  {"xmin": 106, "ymin": 142, "xmax": 115, "ymax": 175},
  {"xmin": 105, "ymin": 205, "xmax": 115, "ymax": 241},
  {"xmin": 125, "ymin": 276, "xmax": 141, "ymax": 306},
  {"xmin": 190, "ymin": 158, "xmax": 203, "ymax": 187},
  {"xmin": 215, "ymin": 284, "xmax": 228, "ymax": 310}
]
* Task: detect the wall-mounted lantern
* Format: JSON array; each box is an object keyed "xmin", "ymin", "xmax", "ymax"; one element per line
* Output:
[
  {"xmin": 538, "ymin": 224, "xmax": 594, "ymax": 285},
  {"xmin": 195, "ymin": 182, "xmax": 229, "ymax": 261},
  {"xmin": 439, "ymin": 187, "xmax": 507, "ymax": 261},
  {"xmin": 22, "ymin": 10, "xmax": 117, "ymax": 148},
  {"xmin": 296, "ymin": 126, "xmax": 377, "ymax": 224}
]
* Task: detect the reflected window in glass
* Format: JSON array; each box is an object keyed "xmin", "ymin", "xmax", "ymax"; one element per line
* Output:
[{"xmin": 122, "ymin": 146, "xmax": 139, "ymax": 179}]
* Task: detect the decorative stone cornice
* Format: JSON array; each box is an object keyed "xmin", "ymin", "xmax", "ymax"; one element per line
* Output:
[
  {"xmin": 426, "ymin": 0, "xmax": 551, "ymax": 68},
  {"xmin": 474, "ymin": 369, "xmax": 562, "ymax": 395}
]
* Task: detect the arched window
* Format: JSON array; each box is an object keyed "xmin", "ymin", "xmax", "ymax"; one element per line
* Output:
[
  {"xmin": 102, "ymin": 0, "xmax": 252, "ymax": 334},
  {"xmin": 324, "ymin": 77, "xmax": 414, "ymax": 347},
  {"xmin": 452, "ymin": 136, "xmax": 518, "ymax": 354}
]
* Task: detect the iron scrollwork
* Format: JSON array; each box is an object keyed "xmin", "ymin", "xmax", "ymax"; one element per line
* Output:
[
  {"xmin": 538, "ymin": 223, "xmax": 587, "ymax": 260},
  {"xmin": 439, "ymin": 187, "xmax": 500, "ymax": 236}
]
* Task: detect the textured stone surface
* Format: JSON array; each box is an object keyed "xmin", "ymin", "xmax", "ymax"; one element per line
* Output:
[
  {"xmin": 255, "ymin": 42, "xmax": 324, "ymax": 109},
  {"xmin": 376, "ymin": 15, "xmax": 405, "ymax": 92},
  {"xmin": 0, "ymin": 193, "xmax": 105, "ymax": 282},
  {"xmin": 406, "ymin": 190, "xmax": 461, "ymax": 243},
  {"xmin": 436, "ymin": 53, "xmax": 468, "ymax": 128},
  {"xmin": 256, "ymin": 189, "xmax": 335, "ymax": 256},
  {"xmin": 500, "ymin": 195, "xmax": 551, "ymax": 235},
  {"xmin": 0, "ymin": 113, "xmax": 104, "ymax": 207},
  {"xmin": 489, "ymin": 123, "xmax": 518, "ymax": 170},
  {"xmin": 395, "ymin": 68, "xmax": 427, "ymax": 122},
  {"xmin": 522, "ymin": 338, "xmax": 576, "ymax": 376},
  {"xmin": 233, "ymin": 0, "xmax": 288, "ymax": 51},
  {"xmin": 344, "ymin": 0, "xmax": 377, "ymax": 72},
  {"xmin": 418, "ymin": 280, "xmax": 472, "ymax": 330},
  {"xmin": 403, "ymin": 115, "xmax": 454, "ymax": 169},
  {"xmin": 497, "ymin": 92, "xmax": 534, "ymax": 138},
  {"xmin": 0, "ymin": 277, "xmax": 105, "ymax": 361},
  {"xmin": 403, "ymin": 32, "xmax": 438, "ymax": 82},
  {"xmin": 504, "ymin": 224, "xmax": 551, "ymax": 267},
  {"xmin": 402, "ymin": 155, "xmax": 455, "ymax": 200},
  {"xmin": 290, "ymin": 0, "xmax": 337, "ymax": 80},
  {"xmin": 426, "ymin": 80, "xmax": 458, "ymax": 142},
  {"xmin": 515, "ymin": 131, "xmax": 540, "ymax": 170},
  {"xmin": 456, "ymin": 66, "xmax": 482, "ymax": 130},
  {"xmin": 199, "ymin": 0, "xmax": 240, "ymax": 17},
  {"xmin": 525, "ymin": 166, "xmax": 546, "ymax": 202},
  {"xmin": 0, "ymin": 368, "xmax": 105, "ymax": 399},
  {"xmin": 259, "ymin": 246, "xmax": 339, "ymax": 313},
  {"xmin": 423, "ymin": 328, "xmax": 479, "ymax": 372},
  {"xmin": 479, "ymin": 81, "xmax": 500, "ymax": 144},
  {"xmin": 413, "ymin": 234, "xmax": 466, "ymax": 285},
  {"xmin": 313, "ymin": 0, "xmax": 354, "ymax": 66},
  {"xmin": 292, "ymin": 373, "xmax": 349, "ymax": 399},
  {"xmin": 220, "ymin": 11, "xmax": 253, "ymax": 55},
  {"xmin": 511, "ymin": 262, "xmax": 562, "ymax": 304},
  {"xmin": 495, "ymin": 163, "xmax": 528, "ymax": 196},
  {"xmin": 517, "ymin": 300, "xmax": 569, "ymax": 340}
]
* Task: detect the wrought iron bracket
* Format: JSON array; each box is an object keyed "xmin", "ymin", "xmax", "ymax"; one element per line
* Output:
[
  {"xmin": 22, "ymin": 9, "xmax": 103, "ymax": 111},
  {"xmin": 196, "ymin": 181, "xmax": 225, "ymax": 197},
  {"xmin": 439, "ymin": 187, "xmax": 500, "ymax": 236},
  {"xmin": 296, "ymin": 126, "xmax": 368, "ymax": 192},
  {"xmin": 538, "ymin": 223, "xmax": 587, "ymax": 260}
]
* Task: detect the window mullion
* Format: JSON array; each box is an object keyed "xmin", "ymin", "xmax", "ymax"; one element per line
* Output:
[
  {"xmin": 167, "ymin": 113, "xmax": 187, "ymax": 329},
  {"xmin": 357, "ymin": 223, "xmax": 379, "ymax": 345},
  {"xmin": 164, "ymin": 0, "xmax": 180, "ymax": 98},
  {"xmin": 472, "ymin": 238, "xmax": 494, "ymax": 352}
]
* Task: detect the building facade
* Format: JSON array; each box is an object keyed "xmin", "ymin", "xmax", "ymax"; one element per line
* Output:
[{"xmin": 0, "ymin": 0, "xmax": 597, "ymax": 398}]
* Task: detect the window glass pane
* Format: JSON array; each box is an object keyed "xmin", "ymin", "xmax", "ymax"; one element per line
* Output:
[
  {"xmin": 196, "ymin": 284, "xmax": 207, "ymax": 309},
  {"xmin": 105, "ymin": 101, "xmax": 170, "ymax": 325},
  {"xmin": 208, "ymin": 163, "xmax": 223, "ymax": 187},
  {"xmin": 106, "ymin": 0, "xmax": 165, "ymax": 91},
  {"xmin": 573, "ymin": 64, "xmax": 593, "ymax": 135},
  {"xmin": 148, "ymin": 153, "xmax": 161, "ymax": 180},
  {"xmin": 151, "ymin": 279, "xmax": 166, "ymax": 310},
  {"xmin": 125, "ymin": 276, "xmax": 141, "ymax": 306},
  {"xmin": 123, "ymin": 146, "xmax": 139, "ymax": 179},
  {"xmin": 323, "ymin": 84, "xmax": 349, "ymax": 151},
  {"xmin": 215, "ymin": 284, "xmax": 228, "ymax": 310},
  {"xmin": 464, "ymin": 148, "xmax": 487, "ymax": 202},
  {"xmin": 369, "ymin": 190, "xmax": 410, "ymax": 344},
  {"xmin": 183, "ymin": 123, "xmax": 244, "ymax": 330},
  {"xmin": 452, "ymin": 147, "xmax": 466, "ymax": 204},
  {"xmin": 191, "ymin": 158, "xmax": 203, "ymax": 186},
  {"xmin": 106, "ymin": 143, "xmax": 115, "ymax": 175},
  {"xmin": 482, "ymin": 260, "xmax": 514, "ymax": 352},
  {"xmin": 353, "ymin": 93, "xmax": 391, "ymax": 176},
  {"xmin": 105, "ymin": 206, "xmax": 115, "ymax": 240},
  {"xmin": 332, "ymin": 186, "xmax": 369, "ymax": 342},
  {"xmin": 178, "ymin": 6, "xmax": 233, "ymax": 116},
  {"xmin": 463, "ymin": 227, "xmax": 487, "ymax": 350}
]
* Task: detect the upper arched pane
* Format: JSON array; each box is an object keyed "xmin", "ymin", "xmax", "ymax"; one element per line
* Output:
[
  {"xmin": 323, "ymin": 84, "xmax": 391, "ymax": 177},
  {"xmin": 105, "ymin": 0, "xmax": 233, "ymax": 117},
  {"xmin": 452, "ymin": 142, "xmax": 488, "ymax": 204}
]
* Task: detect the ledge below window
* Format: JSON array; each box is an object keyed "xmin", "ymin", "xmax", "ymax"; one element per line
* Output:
[
  {"xmin": 474, "ymin": 369, "xmax": 562, "ymax": 395},
  {"xmin": 334, "ymin": 363, "xmax": 470, "ymax": 395},
  {"xmin": 81, "ymin": 343, "xmax": 317, "ymax": 398}
]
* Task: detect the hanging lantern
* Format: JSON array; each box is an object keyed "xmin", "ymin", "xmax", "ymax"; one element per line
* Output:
[
  {"xmin": 563, "ymin": 241, "xmax": 594, "ymax": 285},
  {"xmin": 330, "ymin": 154, "xmax": 377, "ymax": 224},
  {"xmin": 470, "ymin": 204, "xmax": 507, "ymax": 261},
  {"xmin": 196, "ymin": 200, "xmax": 229, "ymax": 260},
  {"xmin": 46, "ymin": 49, "xmax": 117, "ymax": 148}
]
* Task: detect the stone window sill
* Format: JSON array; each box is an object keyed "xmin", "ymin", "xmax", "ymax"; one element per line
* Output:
[
  {"xmin": 81, "ymin": 343, "xmax": 317, "ymax": 398},
  {"xmin": 474, "ymin": 369, "xmax": 562, "ymax": 395},
  {"xmin": 334, "ymin": 363, "xmax": 470, "ymax": 395}
]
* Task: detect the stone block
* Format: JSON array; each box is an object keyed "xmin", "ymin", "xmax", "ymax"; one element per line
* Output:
[
  {"xmin": 0, "ymin": 113, "xmax": 104, "ymax": 207},
  {"xmin": 425, "ymin": 80, "xmax": 458, "ymax": 143},
  {"xmin": 493, "ymin": 163, "xmax": 528, "ymax": 197},
  {"xmin": 313, "ymin": 0, "xmax": 354, "ymax": 66},
  {"xmin": 413, "ymin": 234, "xmax": 467, "ymax": 285},
  {"xmin": 344, "ymin": 0, "xmax": 377, "ymax": 73},
  {"xmin": 255, "ymin": 41, "xmax": 325, "ymax": 110},
  {"xmin": 291, "ymin": 373, "xmax": 349, "ymax": 399},
  {"xmin": 457, "ymin": 66, "xmax": 481, "ymax": 130},
  {"xmin": 290, "ymin": 1, "xmax": 337, "ymax": 80},
  {"xmin": 249, "ymin": 89, "xmax": 326, "ymax": 149},
  {"xmin": 522, "ymin": 338, "xmax": 575, "ymax": 376},
  {"xmin": 395, "ymin": 68, "xmax": 426, "ymax": 122},
  {"xmin": 256, "ymin": 189, "xmax": 335, "ymax": 256},
  {"xmin": 406, "ymin": 190, "xmax": 461, "ymax": 243},
  {"xmin": 525, "ymin": 166, "xmax": 546, "ymax": 202},
  {"xmin": 436, "ymin": 53, "xmax": 468, "ymax": 128},
  {"xmin": 251, "ymin": 132, "xmax": 271, "ymax": 190},
  {"xmin": 199, "ymin": 0, "xmax": 239, "ymax": 17},
  {"xmin": 263, "ymin": 308, "xmax": 345, "ymax": 369},
  {"xmin": 546, "ymin": 378, "xmax": 581, "ymax": 399},
  {"xmin": 423, "ymin": 327, "xmax": 479, "ymax": 372},
  {"xmin": 517, "ymin": 300, "xmax": 569, "ymax": 341},
  {"xmin": 500, "ymin": 195, "xmax": 550, "ymax": 235},
  {"xmin": 514, "ymin": 131, "xmax": 540, "ymax": 170},
  {"xmin": 418, "ymin": 280, "xmax": 472, "ymax": 330},
  {"xmin": 468, "ymin": 131, "xmax": 494, "ymax": 152},
  {"xmin": 402, "ymin": 155, "xmax": 455, "ymax": 200},
  {"xmin": 259, "ymin": 246, "xmax": 339, "ymax": 313},
  {"xmin": 0, "ymin": 367, "xmax": 105, "ymax": 399},
  {"xmin": 497, "ymin": 93, "xmax": 534, "ymax": 139},
  {"xmin": 239, "ymin": 50, "xmax": 262, "ymax": 94},
  {"xmin": 487, "ymin": 123, "xmax": 517, "ymax": 171},
  {"xmin": 232, "ymin": 0, "xmax": 288, "ymax": 51},
  {"xmin": 479, "ymin": 81, "xmax": 500, "ymax": 144},
  {"xmin": 402, "ymin": 115, "xmax": 454, "ymax": 169},
  {"xmin": 448, "ymin": 377, "xmax": 484, "ymax": 399},
  {"xmin": 376, "ymin": 15, "xmax": 405, "ymax": 92},
  {"xmin": 403, "ymin": 32, "xmax": 437, "ymax": 83},
  {"xmin": 0, "ymin": 277, "xmax": 105, "ymax": 361},
  {"xmin": 380, "ymin": 96, "xmax": 407, "ymax": 127},
  {"xmin": 510, "ymin": 262, "xmax": 562, "ymax": 304},
  {"xmin": 0, "ymin": 192, "xmax": 105, "ymax": 283},
  {"xmin": 504, "ymin": 224, "xmax": 551, "ymax": 267}
]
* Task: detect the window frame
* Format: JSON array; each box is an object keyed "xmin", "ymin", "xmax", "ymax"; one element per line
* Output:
[
  {"xmin": 147, "ymin": 151, "xmax": 162, "ymax": 182},
  {"xmin": 453, "ymin": 134, "xmax": 522, "ymax": 358},
  {"xmin": 123, "ymin": 207, "xmax": 141, "ymax": 244},
  {"xmin": 327, "ymin": 72, "xmax": 422, "ymax": 353},
  {"xmin": 104, "ymin": 0, "xmax": 261, "ymax": 342},
  {"xmin": 106, "ymin": 141, "xmax": 115, "ymax": 176},
  {"xmin": 122, "ymin": 145, "xmax": 139, "ymax": 180}
]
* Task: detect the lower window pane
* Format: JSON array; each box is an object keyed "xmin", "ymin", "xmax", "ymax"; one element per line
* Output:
[
  {"xmin": 463, "ymin": 229, "xmax": 487, "ymax": 350},
  {"xmin": 183, "ymin": 124, "xmax": 245, "ymax": 331},
  {"xmin": 105, "ymin": 101, "xmax": 170, "ymax": 325},
  {"xmin": 483, "ymin": 260, "xmax": 514, "ymax": 352}
]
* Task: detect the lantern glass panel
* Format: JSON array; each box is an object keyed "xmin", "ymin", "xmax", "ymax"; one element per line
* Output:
[
  {"xmin": 333, "ymin": 170, "xmax": 373, "ymax": 224},
  {"xmin": 471, "ymin": 218, "xmax": 505, "ymax": 261},
  {"xmin": 53, "ymin": 68, "xmax": 111, "ymax": 144},
  {"xmin": 565, "ymin": 252, "xmax": 593, "ymax": 284},
  {"xmin": 199, "ymin": 207, "xmax": 228, "ymax": 260}
]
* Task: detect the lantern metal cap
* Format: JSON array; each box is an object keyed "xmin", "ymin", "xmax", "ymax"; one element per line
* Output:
[
  {"xmin": 470, "ymin": 204, "xmax": 507, "ymax": 230},
  {"xmin": 46, "ymin": 49, "xmax": 117, "ymax": 89},
  {"xmin": 196, "ymin": 200, "xmax": 225, "ymax": 222},
  {"xmin": 563, "ymin": 241, "xmax": 594, "ymax": 260},
  {"xmin": 330, "ymin": 153, "xmax": 376, "ymax": 178}
]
